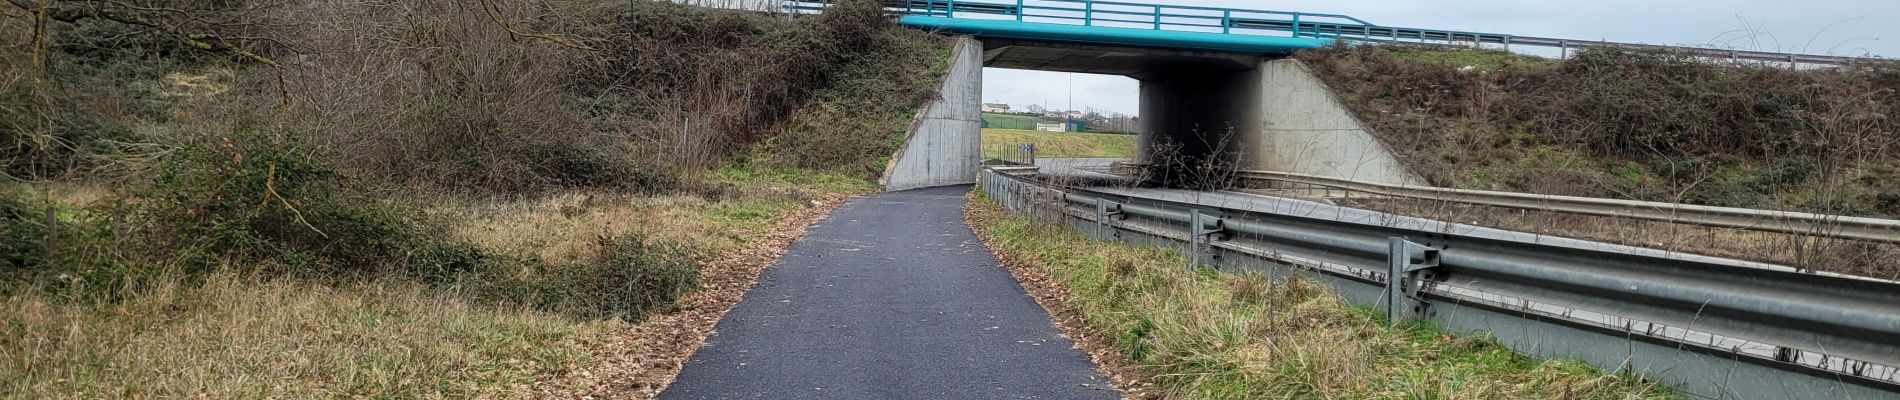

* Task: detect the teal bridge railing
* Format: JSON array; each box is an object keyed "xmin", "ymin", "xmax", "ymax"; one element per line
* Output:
[{"xmin": 785, "ymin": 0, "xmax": 1869, "ymax": 65}]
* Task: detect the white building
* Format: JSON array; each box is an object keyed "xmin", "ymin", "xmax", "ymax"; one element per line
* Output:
[{"xmin": 981, "ymin": 103, "xmax": 1011, "ymax": 113}]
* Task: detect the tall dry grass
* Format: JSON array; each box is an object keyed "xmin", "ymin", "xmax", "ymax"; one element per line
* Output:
[
  {"xmin": 968, "ymin": 196, "xmax": 1673, "ymax": 399},
  {"xmin": 0, "ymin": 271, "xmax": 604, "ymax": 398}
]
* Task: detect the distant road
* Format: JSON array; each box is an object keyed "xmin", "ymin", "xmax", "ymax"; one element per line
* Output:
[{"xmin": 662, "ymin": 186, "xmax": 1118, "ymax": 400}]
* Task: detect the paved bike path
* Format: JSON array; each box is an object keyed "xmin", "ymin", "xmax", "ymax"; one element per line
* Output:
[{"xmin": 662, "ymin": 186, "xmax": 1116, "ymax": 399}]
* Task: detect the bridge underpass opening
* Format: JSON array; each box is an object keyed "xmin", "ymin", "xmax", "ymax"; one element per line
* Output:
[
  {"xmin": 883, "ymin": 36, "xmax": 1420, "ymax": 191},
  {"xmin": 983, "ymin": 40, "xmax": 1262, "ymax": 186}
]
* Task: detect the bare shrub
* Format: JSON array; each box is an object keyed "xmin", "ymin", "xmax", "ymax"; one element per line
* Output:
[
  {"xmin": 577, "ymin": 0, "xmax": 949, "ymax": 179},
  {"xmin": 1140, "ymin": 126, "xmax": 1242, "ymax": 190},
  {"xmin": 1297, "ymin": 45, "xmax": 1900, "ymax": 218},
  {"xmin": 286, "ymin": 0, "xmax": 636, "ymax": 194}
]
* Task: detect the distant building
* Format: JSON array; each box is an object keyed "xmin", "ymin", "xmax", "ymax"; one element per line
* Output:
[
  {"xmin": 1035, "ymin": 122, "xmax": 1067, "ymax": 132},
  {"xmin": 982, "ymin": 103, "xmax": 1011, "ymax": 113}
]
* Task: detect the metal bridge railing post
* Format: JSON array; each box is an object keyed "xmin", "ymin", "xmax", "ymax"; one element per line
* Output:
[
  {"xmin": 945, "ymin": 0, "xmax": 954, "ymax": 17},
  {"xmin": 1221, "ymin": 10, "xmax": 1230, "ymax": 34},
  {"xmin": 1015, "ymin": 0, "xmax": 1023, "ymax": 21},
  {"xmin": 1152, "ymin": 5, "xmax": 1160, "ymax": 30},
  {"xmin": 1082, "ymin": 1, "xmax": 1093, "ymax": 26},
  {"xmin": 1291, "ymin": 13, "xmax": 1301, "ymax": 37}
]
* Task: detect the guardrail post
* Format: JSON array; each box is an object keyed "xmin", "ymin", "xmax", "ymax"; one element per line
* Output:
[
  {"xmin": 1188, "ymin": 210, "xmax": 1227, "ymax": 270},
  {"xmin": 1385, "ymin": 237, "xmax": 1441, "ymax": 327},
  {"xmin": 1095, "ymin": 199, "xmax": 1122, "ymax": 239}
]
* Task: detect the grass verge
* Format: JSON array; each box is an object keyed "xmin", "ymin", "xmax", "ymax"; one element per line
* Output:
[
  {"xmin": 965, "ymin": 193, "xmax": 1673, "ymax": 399},
  {"xmin": 1, "ymin": 166, "xmax": 866, "ymax": 398},
  {"xmin": 981, "ymin": 128, "xmax": 1137, "ymax": 159},
  {"xmin": 2, "ymin": 272, "xmax": 601, "ymax": 398}
]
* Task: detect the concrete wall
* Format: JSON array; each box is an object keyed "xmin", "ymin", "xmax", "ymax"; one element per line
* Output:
[
  {"xmin": 1247, "ymin": 59, "xmax": 1423, "ymax": 185},
  {"xmin": 1136, "ymin": 64, "xmax": 1260, "ymax": 168},
  {"xmin": 1134, "ymin": 58, "xmax": 1419, "ymax": 186},
  {"xmin": 881, "ymin": 36, "xmax": 984, "ymax": 191}
]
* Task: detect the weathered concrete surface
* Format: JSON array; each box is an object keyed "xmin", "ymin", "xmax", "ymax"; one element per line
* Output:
[
  {"xmin": 1130, "ymin": 58, "xmax": 1418, "ymax": 186},
  {"xmin": 1248, "ymin": 59, "xmax": 1424, "ymax": 185},
  {"xmin": 1135, "ymin": 63, "xmax": 1260, "ymax": 168},
  {"xmin": 881, "ymin": 37, "xmax": 983, "ymax": 191}
]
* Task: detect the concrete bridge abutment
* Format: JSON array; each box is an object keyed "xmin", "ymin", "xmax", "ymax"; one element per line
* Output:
[{"xmin": 882, "ymin": 37, "xmax": 1421, "ymax": 191}]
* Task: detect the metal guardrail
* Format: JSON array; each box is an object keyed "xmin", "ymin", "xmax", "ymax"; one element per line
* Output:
[
  {"xmin": 1238, "ymin": 170, "xmax": 1900, "ymax": 245},
  {"xmin": 785, "ymin": 0, "xmax": 1882, "ymax": 66},
  {"xmin": 980, "ymin": 166, "xmax": 1900, "ymax": 400}
]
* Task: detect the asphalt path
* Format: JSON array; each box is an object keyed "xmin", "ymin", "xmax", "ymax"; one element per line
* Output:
[{"xmin": 661, "ymin": 186, "xmax": 1118, "ymax": 400}]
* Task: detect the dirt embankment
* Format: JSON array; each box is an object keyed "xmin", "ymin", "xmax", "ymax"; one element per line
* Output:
[{"xmin": 1297, "ymin": 46, "xmax": 1900, "ymax": 218}]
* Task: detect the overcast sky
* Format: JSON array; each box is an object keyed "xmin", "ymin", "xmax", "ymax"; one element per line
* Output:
[{"xmin": 982, "ymin": 0, "xmax": 1900, "ymax": 116}]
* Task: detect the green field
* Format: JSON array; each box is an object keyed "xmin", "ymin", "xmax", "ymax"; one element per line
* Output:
[
  {"xmin": 980, "ymin": 128, "xmax": 1136, "ymax": 159},
  {"xmin": 980, "ymin": 112, "xmax": 1041, "ymax": 130}
]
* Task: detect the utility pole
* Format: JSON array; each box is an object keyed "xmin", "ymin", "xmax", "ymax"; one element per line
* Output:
[{"xmin": 1066, "ymin": 73, "xmax": 1074, "ymax": 133}]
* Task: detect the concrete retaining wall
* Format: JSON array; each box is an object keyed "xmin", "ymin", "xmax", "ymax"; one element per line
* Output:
[
  {"xmin": 1248, "ymin": 59, "xmax": 1423, "ymax": 185},
  {"xmin": 881, "ymin": 36, "xmax": 983, "ymax": 191}
]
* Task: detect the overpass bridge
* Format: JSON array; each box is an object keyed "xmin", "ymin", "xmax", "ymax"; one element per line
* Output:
[{"xmin": 787, "ymin": 0, "xmax": 1875, "ymax": 191}]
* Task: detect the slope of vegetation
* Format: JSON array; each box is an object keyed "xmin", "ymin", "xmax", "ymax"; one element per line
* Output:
[
  {"xmin": 981, "ymin": 128, "xmax": 1137, "ymax": 159},
  {"xmin": 1297, "ymin": 45, "xmax": 1900, "ymax": 218},
  {"xmin": 968, "ymin": 197, "xmax": 1671, "ymax": 399},
  {"xmin": 1, "ymin": 0, "xmax": 943, "ymax": 397}
]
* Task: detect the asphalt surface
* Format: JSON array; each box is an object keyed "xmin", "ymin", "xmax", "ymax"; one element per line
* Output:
[{"xmin": 661, "ymin": 186, "xmax": 1117, "ymax": 400}]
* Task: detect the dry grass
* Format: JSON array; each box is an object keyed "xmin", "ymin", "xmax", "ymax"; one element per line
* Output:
[
  {"xmin": 1, "ymin": 272, "xmax": 603, "ymax": 399},
  {"xmin": 1, "ymin": 166, "xmax": 873, "ymax": 398},
  {"xmin": 442, "ymin": 167, "xmax": 877, "ymax": 267},
  {"xmin": 967, "ymin": 195, "xmax": 1675, "ymax": 399},
  {"xmin": 981, "ymin": 128, "xmax": 1138, "ymax": 159},
  {"xmin": 1298, "ymin": 45, "xmax": 1900, "ymax": 218},
  {"xmin": 1343, "ymin": 197, "xmax": 1900, "ymax": 280}
]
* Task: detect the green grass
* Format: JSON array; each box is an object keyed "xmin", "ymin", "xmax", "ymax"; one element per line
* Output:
[
  {"xmin": 710, "ymin": 165, "xmax": 880, "ymax": 194},
  {"xmin": 980, "ymin": 128, "xmax": 1137, "ymax": 159},
  {"xmin": 966, "ymin": 196, "xmax": 1674, "ymax": 399},
  {"xmin": 981, "ymin": 112, "xmax": 1042, "ymax": 130}
]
